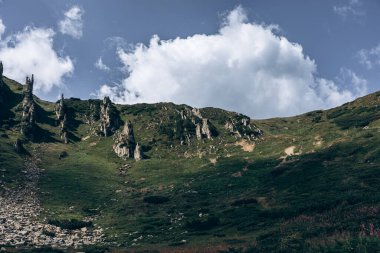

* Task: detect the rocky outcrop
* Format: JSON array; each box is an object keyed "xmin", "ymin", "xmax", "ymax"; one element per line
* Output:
[
  {"xmin": 196, "ymin": 118, "xmax": 213, "ymax": 140},
  {"xmin": 89, "ymin": 101, "xmax": 100, "ymax": 124},
  {"xmin": 99, "ymin": 97, "xmax": 120, "ymax": 137},
  {"xmin": 113, "ymin": 120, "xmax": 143, "ymax": 161},
  {"xmin": 55, "ymin": 94, "xmax": 65, "ymax": 121},
  {"xmin": 55, "ymin": 94, "xmax": 68, "ymax": 143},
  {"xmin": 20, "ymin": 75, "xmax": 36, "ymax": 139},
  {"xmin": 0, "ymin": 61, "xmax": 4, "ymax": 105},
  {"xmin": 224, "ymin": 114, "xmax": 263, "ymax": 140},
  {"xmin": 160, "ymin": 107, "xmax": 218, "ymax": 145},
  {"xmin": 134, "ymin": 143, "xmax": 143, "ymax": 161}
]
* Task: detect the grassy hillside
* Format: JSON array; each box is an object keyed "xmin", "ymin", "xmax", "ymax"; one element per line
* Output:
[{"xmin": 1, "ymin": 76, "xmax": 380, "ymax": 252}]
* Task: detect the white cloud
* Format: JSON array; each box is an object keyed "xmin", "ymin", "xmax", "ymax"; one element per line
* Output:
[
  {"xmin": 0, "ymin": 19, "xmax": 5, "ymax": 39},
  {"xmin": 0, "ymin": 26, "xmax": 74, "ymax": 92},
  {"xmin": 95, "ymin": 57, "xmax": 110, "ymax": 71},
  {"xmin": 357, "ymin": 44, "xmax": 380, "ymax": 69},
  {"xmin": 333, "ymin": 0, "xmax": 365, "ymax": 18},
  {"xmin": 98, "ymin": 6, "xmax": 367, "ymax": 118},
  {"xmin": 105, "ymin": 36, "xmax": 129, "ymax": 50},
  {"xmin": 336, "ymin": 68, "xmax": 367, "ymax": 95},
  {"xmin": 58, "ymin": 5, "xmax": 84, "ymax": 39}
]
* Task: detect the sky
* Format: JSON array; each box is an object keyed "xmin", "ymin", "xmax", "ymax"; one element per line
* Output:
[{"xmin": 0, "ymin": 0, "xmax": 379, "ymax": 119}]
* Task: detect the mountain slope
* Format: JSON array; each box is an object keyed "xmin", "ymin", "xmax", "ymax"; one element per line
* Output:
[{"xmin": 1, "ymin": 75, "xmax": 380, "ymax": 252}]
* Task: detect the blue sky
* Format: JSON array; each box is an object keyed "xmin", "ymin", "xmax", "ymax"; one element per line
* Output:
[{"xmin": 0, "ymin": 0, "xmax": 379, "ymax": 118}]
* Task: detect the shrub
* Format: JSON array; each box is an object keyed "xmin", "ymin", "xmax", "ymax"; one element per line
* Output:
[
  {"xmin": 48, "ymin": 219, "xmax": 92, "ymax": 230},
  {"xmin": 143, "ymin": 195, "xmax": 170, "ymax": 204}
]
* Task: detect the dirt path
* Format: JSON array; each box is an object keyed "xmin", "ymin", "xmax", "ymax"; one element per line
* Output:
[{"xmin": 0, "ymin": 145, "xmax": 105, "ymax": 249}]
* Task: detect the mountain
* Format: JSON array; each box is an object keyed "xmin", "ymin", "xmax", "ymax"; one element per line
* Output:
[{"xmin": 1, "ymin": 71, "xmax": 380, "ymax": 253}]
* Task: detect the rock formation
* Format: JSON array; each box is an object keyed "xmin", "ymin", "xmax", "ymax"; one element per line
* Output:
[
  {"xmin": 196, "ymin": 118, "xmax": 213, "ymax": 140},
  {"xmin": 0, "ymin": 61, "xmax": 3, "ymax": 79},
  {"xmin": 224, "ymin": 114, "xmax": 263, "ymax": 140},
  {"xmin": 20, "ymin": 75, "xmax": 36, "ymax": 139},
  {"xmin": 89, "ymin": 101, "xmax": 100, "ymax": 124},
  {"xmin": 0, "ymin": 61, "xmax": 4, "ymax": 105},
  {"xmin": 55, "ymin": 94, "xmax": 65, "ymax": 121},
  {"xmin": 113, "ymin": 120, "xmax": 143, "ymax": 161},
  {"xmin": 55, "ymin": 94, "xmax": 68, "ymax": 143},
  {"xmin": 99, "ymin": 96, "xmax": 120, "ymax": 137},
  {"xmin": 134, "ymin": 142, "xmax": 143, "ymax": 161},
  {"xmin": 160, "ymin": 107, "xmax": 217, "ymax": 144}
]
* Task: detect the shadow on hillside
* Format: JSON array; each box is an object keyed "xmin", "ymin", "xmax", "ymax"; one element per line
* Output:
[
  {"xmin": 0, "ymin": 78, "xmax": 23, "ymax": 125},
  {"xmin": 35, "ymin": 102, "xmax": 56, "ymax": 126},
  {"xmin": 32, "ymin": 125, "xmax": 58, "ymax": 143}
]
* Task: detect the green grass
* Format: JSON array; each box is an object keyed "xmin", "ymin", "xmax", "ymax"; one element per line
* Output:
[{"xmin": 2, "ymin": 78, "xmax": 380, "ymax": 251}]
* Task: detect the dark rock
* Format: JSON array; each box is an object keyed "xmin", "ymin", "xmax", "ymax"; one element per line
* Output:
[
  {"xmin": 14, "ymin": 139, "xmax": 23, "ymax": 153},
  {"xmin": 58, "ymin": 151, "xmax": 68, "ymax": 159}
]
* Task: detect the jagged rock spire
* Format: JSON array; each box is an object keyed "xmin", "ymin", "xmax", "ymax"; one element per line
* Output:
[
  {"xmin": 23, "ymin": 74, "xmax": 34, "ymax": 106},
  {"xmin": 99, "ymin": 96, "xmax": 120, "ymax": 136},
  {"xmin": 113, "ymin": 120, "xmax": 143, "ymax": 161},
  {"xmin": 196, "ymin": 118, "xmax": 214, "ymax": 140},
  {"xmin": 0, "ymin": 61, "xmax": 3, "ymax": 78},
  {"xmin": 134, "ymin": 142, "xmax": 143, "ymax": 161},
  {"xmin": 21, "ymin": 74, "xmax": 36, "ymax": 139},
  {"xmin": 55, "ymin": 93, "xmax": 68, "ymax": 143},
  {"xmin": 55, "ymin": 93, "xmax": 65, "ymax": 121},
  {"xmin": 122, "ymin": 120, "xmax": 135, "ymax": 142}
]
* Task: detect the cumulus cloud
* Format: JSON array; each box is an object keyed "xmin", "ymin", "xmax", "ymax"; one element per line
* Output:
[
  {"xmin": 333, "ymin": 0, "xmax": 365, "ymax": 18},
  {"xmin": 58, "ymin": 5, "xmax": 84, "ymax": 39},
  {"xmin": 0, "ymin": 19, "xmax": 5, "ymax": 39},
  {"xmin": 95, "ymin": 57, "xmax": 110, "ymax": 71},
  {"xmin": 98, "ymin": 6, "xmax": 367, "ymax": 118},
  {"xmin": 0, "ymin": 26, "xmax": 74, "ymax": 92},
  {"xmin": 357, "ymin": 43, "xmax": 380, "ymax": 69}
]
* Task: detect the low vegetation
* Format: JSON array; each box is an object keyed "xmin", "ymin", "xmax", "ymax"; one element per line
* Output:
[{"xmin": 1, "ymin": 77, "xmax": 380, "ymax": 252}]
